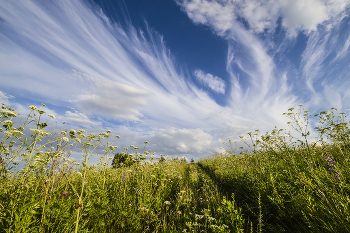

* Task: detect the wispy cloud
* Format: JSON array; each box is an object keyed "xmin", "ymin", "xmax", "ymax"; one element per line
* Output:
[{"xmin": 194, "ymin": 69, "xmax": 226, "ymax": 94}]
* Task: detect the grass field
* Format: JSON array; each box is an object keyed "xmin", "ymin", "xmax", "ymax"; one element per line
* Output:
[{"xmin": 1, "ymin": 99, "xmax": 350, "ymax": 232}]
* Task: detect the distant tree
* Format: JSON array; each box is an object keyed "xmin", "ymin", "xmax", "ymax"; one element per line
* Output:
[
  {"xmin": 159, "ymin": 154, "xmax": 166, "ymax": 163},
  {"xmin": 190, "ymin": 158, "xmax": 195, "ymax": 163},
  {"xmin": 111, "ymin": 152, "xmax": 134, "ymax": 168}
]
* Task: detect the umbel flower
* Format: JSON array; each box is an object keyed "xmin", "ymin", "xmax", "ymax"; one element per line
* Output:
[{"xmin": 324, "ymin": 151, "xmax": 340, "ymax": 180}]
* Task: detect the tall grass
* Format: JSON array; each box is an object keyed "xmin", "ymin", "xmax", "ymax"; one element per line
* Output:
[
  {"xmin": 199, "ymin": 106, "xmax": 350, "ymax": 232},
  {"xmin": 0, "ymin": 98, "xmax": 349, "ymax": 232}
]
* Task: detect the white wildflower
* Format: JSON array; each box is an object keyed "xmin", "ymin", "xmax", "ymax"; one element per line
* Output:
[
  {"xmin": 164, "ymin": 201, "xmax": 171, "ymax": 205},
  {"xmin": 77, "ymin": 129, "xmax": 86, "ymax": 134},
  {"xmin": 48, "ymin": 114, "xmax": 55, "ymax": 119},
  {"xmin": 61, "ymin": 137, "xmax": 69, "ymax": 142},
  {"xmin": 28, "ymin": 105, "xmax": 37, "ymax": 110}
]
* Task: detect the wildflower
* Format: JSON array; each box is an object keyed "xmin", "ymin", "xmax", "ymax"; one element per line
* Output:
[
  {"xmin": 65, "ymin": 228, "xmax": 68, "ymax": 231},
  {"xmin": 135, "ymin": 189, "xmax": 138, "ymax": 194},
  {"xmin": 28, "ymin": 105, "xmax": 37, "ymax": 110},
  {"xmin": 61, "ymin": 137, "xmax": 69, "ymax": 142},
  {"xmin": 77, "ymin": 129, "xmax": 86, "ymax": 134},
  {"xmin": 116, "ymin": 135, "xmax": 120, "ymax": 139},
  {"xmin": 62, "ymin": 191, "xmax": 67, "ymax": 197},
  {"xmin": 324, "ymin": 152, "xmax": 340, "ymax": 181},
  {"xmin": 164, "ymin": 201, "xmax": 171, "ymax": 205},
  {"xmin": 78, "ymin": 203, "xmax": 82, "ymax": 208},
  {"xmin": 48, "ymin": 114, "xmax": 55, "ymax": 119},
  {"xmin": 122, "ymin": 173, "xmax": 126, "ymax": 182}
]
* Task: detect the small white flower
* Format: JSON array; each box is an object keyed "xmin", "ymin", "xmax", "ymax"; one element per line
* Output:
[
  {"xmin": 61, "ymin": 137, "xmax": 69, "ymax": 142},
  {"xmin": 48, "ymin": 114, "xmax": 55, "ymax": 119},
  {"xmin": 77, "ymin": 129, "xmax": 86, "ymax": 134},
  {"xmin": 28, "ymin": 105, "xmax": 37, "ymax": 110},
  {"xmin": 70, "ymin": 129, "xmax": 76, "ymax": 134},
  {"xmin": 164, "ymin": 201, "xmax": 171, "ymax": 205},
  {"xmin": 61, "ymin": 131, "xmax": 67, "ymax": 136}
]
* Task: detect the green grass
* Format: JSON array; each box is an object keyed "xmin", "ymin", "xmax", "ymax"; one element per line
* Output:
[{"xmin": 1, "ymin": 100, "xmax": 350, "ymax": 232}]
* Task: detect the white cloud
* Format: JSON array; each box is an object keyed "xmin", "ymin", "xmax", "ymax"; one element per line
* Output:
[
  {"xmin": 177, "ymin": 0, "xmax": 235, "ymax": 36},
  {"xmin": 177, "ymin": 0, "xmax": 350, "ymax": 36},
  {"xmin": 194, "ymin": 69, "xmax": 226, "ymax": 94},
  {"xmin": 64, "ymin": 111, "xmax": 98, "ymax": 126},
  {"xmin": 72, "ymin": 72, "xmax": 151, "ymax": 121},
  {"xmin": 279, "ymin": 0, "xmax": 329, "ymax": 36},
  {"xmin": 148, "ymin": 127, "xmax": 216, "ymax": 155}
]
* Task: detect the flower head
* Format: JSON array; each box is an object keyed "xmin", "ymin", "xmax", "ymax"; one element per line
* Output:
[
  {"xmin": 62, "ymin": 191, "xmax": 67, "ymax": 197},
  {"xmin": 164, "ymin": 201, "xmax": 171, "ymax": 205},
  {"xmin": 324, "ymin": 152, "xmax": 340, "ymax": 181}
]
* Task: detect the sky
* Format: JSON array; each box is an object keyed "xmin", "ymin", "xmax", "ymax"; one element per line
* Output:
[{"xmin": 1, "ymin": 0, "xmax": 350, "ymax": 163}]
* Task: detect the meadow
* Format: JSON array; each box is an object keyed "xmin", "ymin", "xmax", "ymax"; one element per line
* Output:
[{"xmin": 0, "ymin": 97, "xmax": 349, "ymax": 232}]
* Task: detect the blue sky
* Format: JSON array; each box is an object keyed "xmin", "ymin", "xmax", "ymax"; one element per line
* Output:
[{"xmin": 1, "ymin": 0, "xmax": 350, "ymax": 163}]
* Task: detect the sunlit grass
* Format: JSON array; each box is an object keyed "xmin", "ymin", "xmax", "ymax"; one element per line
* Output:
[{"xmin": 0, "ymin": 98, "xmax": 349, "ymax": 232}]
